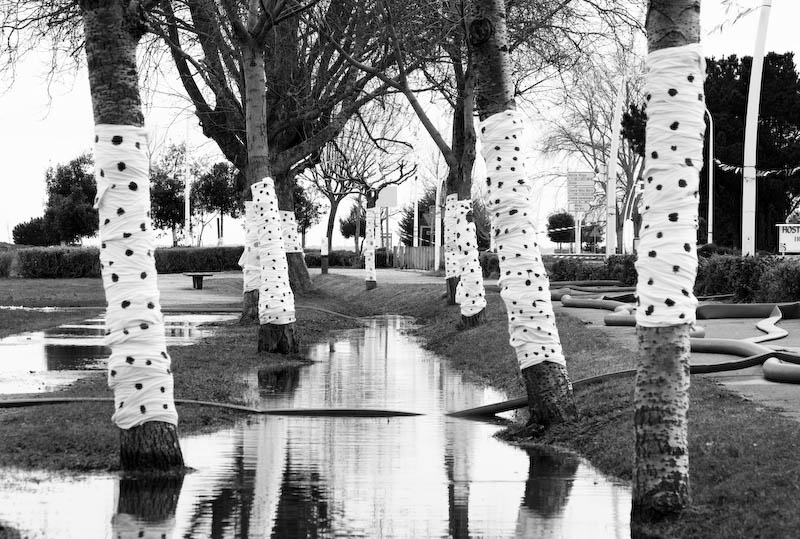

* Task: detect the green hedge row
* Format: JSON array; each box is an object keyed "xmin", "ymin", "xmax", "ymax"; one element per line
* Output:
[
  {"xmin": 478, "ymin": 252, "xmax": 639, "ymax": 285},
  {"xmin": 304, "ymin": 248, "xmax": 393, "ymax": 269},
  {"xmin": 8, "ymin": 246, "xmax": 246, "ymax": 278}
]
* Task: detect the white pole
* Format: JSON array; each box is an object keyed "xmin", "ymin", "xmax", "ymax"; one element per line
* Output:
[
  {"xmin": 606, "ymin": 74, "xmax": 625, "ymax": 256},
  {"xmin": 434, "ymin": 179, "xmax": 443, "ymax": 270},
  {"xmin": 742, "ymin": 0, "xmax": 772, "ymax": 255},
  {"xmin": 706, "ymin": 107, "xmax": 715, "ymax": 245},
  {"xmin": 412, "ymin": 177, "xmax": 419, "ymax": 247},
  {"xmin": 575, "ymin": 212, "xmax": 582, "ymax": 254},
  {"xmin": 184, "ymin": 172, "xmax": 191, "ymax": 245}
]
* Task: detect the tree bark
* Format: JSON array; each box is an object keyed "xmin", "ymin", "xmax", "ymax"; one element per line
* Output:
[
  {"xmin": 632, "ymin": 325, "xmax": 691, "ymax": 521},
  {"xmin": 119, "ymin": 421, "xmax": 185, "ymax": 471},
  {"xmin": 257, "ymin": 323, "xmax": 299, "ymax": 354},
  {"xmin": 80, "ymin": 0, "xmax": 184, "ymax": 471},
  {"xmin": 632, "ymin": 0, "xmax": 701, "ymax": 523},
  {"xmin": 240, "ymin": 289, "xmax": 259, "ymax": 324},
  {"xmin": 274, "ymin": 171, "xmax": 313, "ymax": 293},
  {"xmin": 467, "ymin": 0, "xmax": 577, "ymax": 428}
]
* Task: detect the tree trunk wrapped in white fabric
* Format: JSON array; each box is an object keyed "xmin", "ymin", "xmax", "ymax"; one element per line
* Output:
[
  {"xmin": 94, "ymin": 125, "xmax": 177, "ymax": 430},
  {"xmin": 238, "ymin": 201, "xmax": 261, "ymax": 323},
  {"xmin": 480, "ymin": 110, "xmax": 565, "ymax": 369},
  {"xmin": 453, "ymin": 198, "xmax": 487, "ymax": 325},
  {"xmin": 364, "ymin": 206, "xmax": 377, "ymax": 288},
  {"xmin": 444, "ymin": 193, "xmax": 459, "ymax": 304},
  {"xmin": 632, "ymin": 39, "xmax": 705, "ymax": 521},
  {"xmin": 280, "ymin": 210, "xmax": 303, "ymax": 254},
  {"xmin": 252, "ymin": 179, "xmax": 297, "ymax": 352}
]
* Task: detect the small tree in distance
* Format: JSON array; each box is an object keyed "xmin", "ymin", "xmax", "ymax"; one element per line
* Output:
[
  {"xmin": 293, "ymin": 183, "xmax": 323, "ymax": 248},
  {"xmin": 192, "ymin": 162, "xmax": 243, "ymax": 243},
  {"xmin": 547, "ymin": 211, "xmax": 576, "ymax": 251},
  {"xmin": 340, "ymin": 204, "xmax": 366, "ymax": 254}
]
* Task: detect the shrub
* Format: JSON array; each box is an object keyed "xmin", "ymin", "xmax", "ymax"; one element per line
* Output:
[
  {"xmin": 756, "ymin": 259, "xmax": 800, "ymax": 302},
  {"xmin": 154, "ymin": 246, "xmax": 244, "ymax": 273},
  {"xmin": 329, "ymin": 250, "xmax": 359, "ymax": 267},
  {"xmin": 17, "ymin": 247, "xmax": 101, "ymax": 278},
  {"xmin": 696, "ymin": 243, "xmax": 739, "ymax": 259},
  {"xmin": 606, "ymin": 255, "xmax": 638, "ymax": 285},
  {"xmin": 695, "ymin": 254, "xmax": 775, "ymax": 301},
  {"xmin": 304, "ymin": 251, "xmax": 321, "ymax": 268}
]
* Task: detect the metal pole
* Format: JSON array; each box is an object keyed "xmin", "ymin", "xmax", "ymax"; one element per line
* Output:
[
  {"xmin": 434, "ymin": 178, "xmax": 443, "ymax": 270},
  {"xmin": 706, "ymin": 107, "xmax": 715, "ymax": 245},
  {"xmin": 606, "ymin": 74, "xmax": 625, "ymax": 256},
  {"xmin": 412, "ymin": 177, "xmax": 419, "ymax": 247},
  {"xmin": 742, "ymin": 0, "xmax": 772, "ymax": 255}
]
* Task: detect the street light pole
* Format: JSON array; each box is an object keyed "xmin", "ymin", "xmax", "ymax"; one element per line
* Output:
[
  {"xmin": 742, "ymin": 0, "xmax": 772, "ymax": 255},
  {"xmin": 706, "ymin": 107, "xmax": 714, "ymax": 245},
  {"xmin": 606, "ymin": 74, "xmax": 625, "ymax": 257}
]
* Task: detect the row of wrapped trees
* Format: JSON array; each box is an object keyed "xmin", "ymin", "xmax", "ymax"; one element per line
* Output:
[{"xmin": 14, "ymin": 0, "xmax": 702, "ymax": 526}]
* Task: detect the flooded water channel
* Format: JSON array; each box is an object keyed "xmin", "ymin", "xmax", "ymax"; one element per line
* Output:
[
  {"xmin": 0, "ymin": 316, "xmax": 631, "ymax": 538},
  {"xmin": 0, "ymin": 313, "xmax": 235, "ymax": 394}
]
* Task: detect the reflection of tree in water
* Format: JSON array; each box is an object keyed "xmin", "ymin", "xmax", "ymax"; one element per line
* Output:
[
  {"xmin": 523, "ymin": 448, "xmax": 579, "ymax": 517},
  {"xmin": 271, "ymin": 455, "xmax": 332, "ymax": 538},
  {"xmin": 258, "ymin": 366, "xmax": 301, "ymax": 394},
  {"xmin": 446, "ymin": 454, "xmax": 469, "ymax": 539},
  {"xmin": 181, "ymin": 440, "xmax": 257, "ymax": 539},
  {"xmin": 113, "ymin": 474, "xmax": 184, "ymax": 538}
]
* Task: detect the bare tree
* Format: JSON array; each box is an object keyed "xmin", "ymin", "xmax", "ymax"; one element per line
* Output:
[
  {"xmin": 467, "ymin": 0, "xmax": 578, "ymax": 430},
  {"xmin": 631, "ymin": 0, "xmax": 703, "ymax": 524},
  {"xmin": 78, "ymin": 0, "xmax": 183, "ymax": 471}
]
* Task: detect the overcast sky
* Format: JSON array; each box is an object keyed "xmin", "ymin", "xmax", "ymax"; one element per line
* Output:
[{"xmin": 0, "ymin": 1, "xmax": 796, "ymax": 246}]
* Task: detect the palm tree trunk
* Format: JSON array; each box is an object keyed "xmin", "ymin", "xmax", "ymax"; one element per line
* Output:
[
  {"xmin": 467, "ymin": 0, "xmax": 576, "ymax": 428},
  {"xmin": 632, "ymin": 0, "xmax": 702, "ymax": 522},
  {"xmin": 80, "ymin": 0, "xmax": 183, "ymax": 471}
]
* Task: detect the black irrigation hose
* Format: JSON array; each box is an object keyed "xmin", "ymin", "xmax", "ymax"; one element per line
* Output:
[
  {"xmin": 450, "ymin": 349, "xmax": 800, "ymax": 418},
  {"xmin": 0, "ymin": 397, "xmax": 421, "ymax": 417}
]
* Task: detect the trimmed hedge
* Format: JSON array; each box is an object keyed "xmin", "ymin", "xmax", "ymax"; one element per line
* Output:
[
  {"xmin": 11, "ymin": 246, "xmax": 247, "ymax": 278},
  {"xmin": 17, "ymin": 247, "xmax": 102, "ymax": 278},
  {"xmin": 154, "ymin": 246, "xmax": 244, "ymax": 274},
  {"xmin": 304, "ymin": 249, "xmax": 361, "ymax": 268},
  {"xmin": 0, "ymin": 252, "xmax": 16, "ymax": 278},
  {"xmin": 695, "ymin": 254, "xmax": 775, "ymax": 302}
]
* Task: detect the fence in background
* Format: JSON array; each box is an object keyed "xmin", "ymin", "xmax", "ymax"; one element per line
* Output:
[{"xmin": 392, "ymin": 245, "xmax": 436, "ymax": 271}]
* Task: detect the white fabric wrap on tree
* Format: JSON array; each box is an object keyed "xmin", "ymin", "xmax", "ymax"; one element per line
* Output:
[
  {"xmin": 280, "ymin": 210, "xmax": 303, "ymax": 253},
  {"xmin": 444, "ymin": 193, "xmax": 459, "ymax": 279},
  {"xmin": 238, "ymin": 201, "xmax": 261, "ymax": 293},
  {"xmin": 93, "ymin": 124, "xmax": 178, "ymax": 429},
  {"xmin": 479, "ymin": 111, "xmax": 566, "ymax": 368},
  {"xmin": 364, "ymin": 207, "xmax": 377, "ymax": 282},
  {"xmin": 453, "ymin": 199, "xmax": 487, "ymax": 317},
  {"xmin": 252, "ymin": 179, "xmax": 296, "ymax": 325},
  {"xmin": 635, "ymin": 44, "xmax": 705, "ymax": 327}
]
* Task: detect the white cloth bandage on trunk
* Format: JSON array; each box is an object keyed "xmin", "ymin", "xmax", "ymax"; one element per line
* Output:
[
  {"xmin": 444, "ymin": 193, "xmax": 459, "ymax": 279},
  {"xmin": 93, "ymin": 124, "xmax": 177, "ymax": 429},
  {"xmin": 478, "ymin": 111, "xmax": 566, "ymax": 369},
  {"xmin": 253, "ymin": 179, "xmax": 296, "ymax": 325},
  {"xmin": 635, "ymin": 44, "xmax": 705, "ymax": 327},
  {"xmin": 240, "ymin": 201, "xmax": 261, "ymax": 293},
  {"xmin": 280, "ymin": 210, "xmax": 303, "ymax": 253},
  {"xmin": 453, "ymin": 199, "xmax": 487, "ymax": 317},
  {"xmin": 364, "ymin": 207, "xmax": 377, "ymax": 282}
]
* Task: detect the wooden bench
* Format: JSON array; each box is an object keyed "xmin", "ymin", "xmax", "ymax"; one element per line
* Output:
[{"xmin": 184, "ymin": 272, "xmax": 213, "ymax": 290}]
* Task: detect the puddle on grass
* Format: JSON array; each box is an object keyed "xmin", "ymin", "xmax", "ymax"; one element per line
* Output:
[
  {"xmin": 0, "ymin": 313, "xmax": 236, "ymax": 394},
  {"xmin": 0, "ymin": 316, "xmax": 631, "ymax": 538}
]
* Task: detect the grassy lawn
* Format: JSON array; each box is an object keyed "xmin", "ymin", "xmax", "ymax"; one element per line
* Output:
[{"xmin": 2, "ymin": 273, "xmax": 800, "ymax": 538}]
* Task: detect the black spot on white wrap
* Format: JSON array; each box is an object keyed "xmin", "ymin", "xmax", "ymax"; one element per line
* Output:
[
  {"xmin": 453, "ymin": 199, "xmax": 487, "ymax": 317},
  {"xmin": 635, "ymin": 44, "xmax": 704, "ymax": 327},
  {"xmin": 93, "ymin": 125, "xmax": 177, "ymax": 429},
  {"xmin": 364, "ymin": 207, "xmax": 378, "ymax": 282},
  {"xmin": 444, "ymin": 194, "xmax": 459, "ymax": 279},
  {"xmin": 239, "ymin": 201, "xmax": 261, "ymax": 292},
  {"xmin": 280, "ymin": 210, "xmax": 303, "ymax": 253},
  {"xmin": 479, "ymin": 111, "xmax": 565, "ymax": 369},
  {"xmin": 252, "ymin": 179, "xmax": 296, "ymax": 325}
]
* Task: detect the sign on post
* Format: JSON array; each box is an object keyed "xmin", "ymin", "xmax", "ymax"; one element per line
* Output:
[
  {"xmin": 567, "ymin": 172, "xmax": 595, "ymax": 212},
  {"xmin": 567, "ymin": 172, "xmax": 594, "ymax": 213},
  {"xmin": 777, "ymin": 224, "xmax": 800, "ymax": 254}
]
